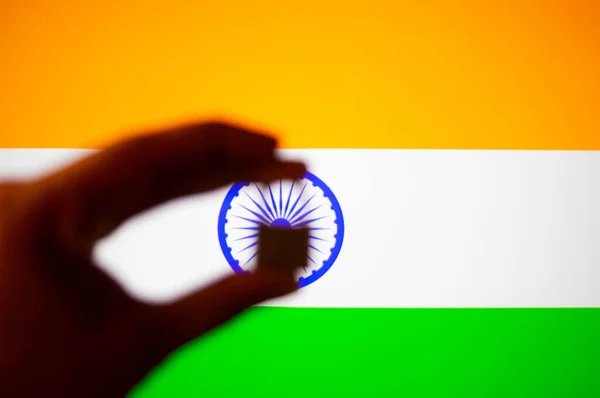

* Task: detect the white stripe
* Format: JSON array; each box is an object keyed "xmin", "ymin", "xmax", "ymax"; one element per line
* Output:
[{"xmin": 1, "ymin": 149, "xmax": 599, "ymax": 308}]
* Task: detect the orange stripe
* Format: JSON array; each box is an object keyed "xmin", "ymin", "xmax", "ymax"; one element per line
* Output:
[{"xmin": 1, "ymin": 1, "xmax": 598, "ymax": 149}]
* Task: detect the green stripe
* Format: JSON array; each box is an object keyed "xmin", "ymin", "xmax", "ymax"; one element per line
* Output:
[{"xmin": 131, "ymin": 307, "xmax": 600, "ymax": 398}]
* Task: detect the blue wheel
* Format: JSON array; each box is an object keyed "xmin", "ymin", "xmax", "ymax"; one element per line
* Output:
[{"xmin": 217, "ymin": 171, "xmax": 344, "ymax": 288}]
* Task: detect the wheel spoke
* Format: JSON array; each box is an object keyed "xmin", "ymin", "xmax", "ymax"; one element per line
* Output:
[{"xmin": 221, "ymin": 174, "xmax": 343, "ymax": 288}]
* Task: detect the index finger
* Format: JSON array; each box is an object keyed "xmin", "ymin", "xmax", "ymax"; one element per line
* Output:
[{"xmin": 31, "ymin": 121, "xmax": 306, "ymax": 251}]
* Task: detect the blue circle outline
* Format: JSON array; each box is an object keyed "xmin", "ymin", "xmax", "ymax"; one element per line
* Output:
[{"xmin": 217, "ymin": 171, "xmax": 345, "ymax": 288}]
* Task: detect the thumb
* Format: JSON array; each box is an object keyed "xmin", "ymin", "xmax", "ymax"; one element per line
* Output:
[
  {"xmin": 104, "ymin": 270, "xmax": 297, "ymax": 396},
  {"xmin": 155, "ymin": 269, "xmax": 297, "ymax": 351}
]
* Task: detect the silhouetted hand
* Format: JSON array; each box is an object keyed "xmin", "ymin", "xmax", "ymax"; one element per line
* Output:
[{"xmin": 0, "ymin": 121, "xmax": 306, "ymax": 397}]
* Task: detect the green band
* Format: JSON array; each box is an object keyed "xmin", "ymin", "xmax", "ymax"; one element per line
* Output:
[{"xmin": 132, "ymin": 307, "xmax": 600, "ymax": 398}]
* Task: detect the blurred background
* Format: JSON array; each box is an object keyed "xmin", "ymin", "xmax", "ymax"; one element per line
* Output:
[{"xmin": 1, "ymin": 1, "xmax": 599, "ymax": 397}]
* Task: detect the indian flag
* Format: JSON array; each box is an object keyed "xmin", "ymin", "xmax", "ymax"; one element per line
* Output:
[{"xmin": 2, "ymin": 1, "xmax": 599, "ymax": 397}]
